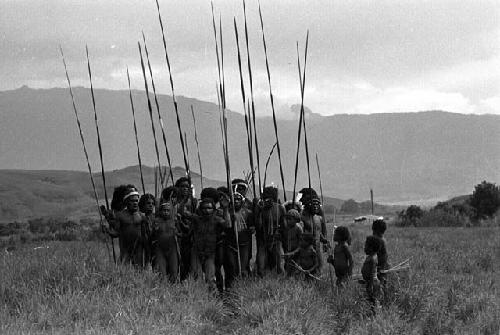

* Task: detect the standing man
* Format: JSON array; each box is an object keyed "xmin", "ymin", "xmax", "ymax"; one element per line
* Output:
[{"xmin": 256, "ymin": 186, "xmax": 285, "ymax": 276}]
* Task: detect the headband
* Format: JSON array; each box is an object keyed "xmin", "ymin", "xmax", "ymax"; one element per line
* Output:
[{"xmin": 123, "ymin": 191, "xmax": 140, "ymax": 201}]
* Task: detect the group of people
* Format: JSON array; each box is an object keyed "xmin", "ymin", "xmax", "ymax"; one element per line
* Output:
[{"xmin": 101, "ymin": 176, "xmax": 389, "ymax": 306}]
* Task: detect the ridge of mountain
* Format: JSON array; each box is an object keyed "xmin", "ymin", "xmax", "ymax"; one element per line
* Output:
[{"xmin": 1, "ymin": 86, "xmax": 498, "ymax": 203}]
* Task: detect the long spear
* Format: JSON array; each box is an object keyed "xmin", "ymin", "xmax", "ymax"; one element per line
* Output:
[
  {"xmin": 84, "ymin": 45, "xmax": 116, "ymax": 263},
  {"xmin": 234, "ymin": 17, "xmax": 256, "ymax": 199},
  {"xmin": 155, "ymin": 0, "xmax": 191, "ymax": 181},
  {"xmin": 292, "ymin": 33, "xmax": 311, "ymax": 202},
  {"xmin": 60, "ymin": 46, "xmax": 112, "ymax": 261},
  {"xmin": 142, "ymin": 32, "xmax": 174, "ymax": 185},
  {"xmin": 297, "ymin": 33, "xmax": 311, "ymax": 189},
  {"xmin": 243, "ymin": 0, "xmax": 262, "ymax": 196},
  {"xmin": 258, "ymin": 2, "xmax": 287, "ymax": 202},
  {"xmin": 190, "ymin": 105, "xmax": 204, "ymax": 190},
  {"xmin": 138, "ymin": 42, "xmax": 164, "ymax": 183},
  {"xmin": 212, "ymin": 5, "xmax": 241, "ymax": 276},
  {"xmin": 316, "ymin": 153, "xmax": 335, "ymax": 292},
  {"xmin": 263, "ymin": 142, "xmax": 277, "ymax": 188},
  {"xmin": 126, "ymin": 67, "xmax": 146, "ymax": 194}
]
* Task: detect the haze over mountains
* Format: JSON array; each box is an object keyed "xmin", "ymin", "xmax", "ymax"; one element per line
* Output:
[{"xmin": 1, "ymin": 86, "xmax": 499, "ymax": 203}]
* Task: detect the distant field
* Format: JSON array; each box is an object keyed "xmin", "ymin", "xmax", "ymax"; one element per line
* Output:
[{"xmin": 1, "ymin": 226, "xmax": 499, "ymax": 334}]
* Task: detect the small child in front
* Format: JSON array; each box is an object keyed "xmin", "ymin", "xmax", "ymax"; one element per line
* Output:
[
  {"xmin": 361, "ymin": 235, "xmax": 382, "ymax": 310},
  {"xmin": 294, "ymin": 233, "xmax": 319, "ymax": 279},
  {"xmin": 327, "ymin": 226, "xmax": 353, "ymax": 287}
]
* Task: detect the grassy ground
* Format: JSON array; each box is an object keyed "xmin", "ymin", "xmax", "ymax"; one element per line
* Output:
[{"xmin": 1, "ymin": 225, "xmax": 499, "ymax": 334}]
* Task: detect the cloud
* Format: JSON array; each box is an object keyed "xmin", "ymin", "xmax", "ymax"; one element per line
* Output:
[{"xmin": 0, "ymin": 0, "xmax": 499, "ymax": 116}]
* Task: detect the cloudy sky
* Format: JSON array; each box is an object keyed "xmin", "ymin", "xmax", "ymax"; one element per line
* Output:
[{"xmin": 1, "ymin": 0, "xmax": 499, "ymax": 117}]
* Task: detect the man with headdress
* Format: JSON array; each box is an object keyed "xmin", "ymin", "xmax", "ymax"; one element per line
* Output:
[
  {"xmin": 175, "ymin": 177, "xmax": 197, "ymax": 280},
  {"xmin": 255, "ymin": 186, "xmax": 286, "ymax": 276},
  {"xmin": 231, "ymin": 178, "xmax": 256, "ymax": 274},
  {"xmin": 103, "ymin": 189, "xmax": 149, "ymax": 267},
  {"xmin": 299, "ymin": 187, "xmax": 328, "ymax": 275}
]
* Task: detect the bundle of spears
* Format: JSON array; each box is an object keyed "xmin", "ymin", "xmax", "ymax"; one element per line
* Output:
[{"xmin": 58, "ymin": 0, "xmax": 317, "ymax": 268}]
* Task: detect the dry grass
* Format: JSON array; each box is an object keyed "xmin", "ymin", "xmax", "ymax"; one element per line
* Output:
[{"xmin": 1, "ymin": 226, "xmax": 499, "ymax": 334}]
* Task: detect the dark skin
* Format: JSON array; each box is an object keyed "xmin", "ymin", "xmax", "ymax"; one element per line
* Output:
[
  {"xmin": 108, "ymin": 195, "xmax": 149, "ymax": 266},
  {"xmin": 143, "ymin": 198, "xmax": 155, "ymax": 216},
  {"xmin": 153, "ymin": 203, "xmax": 180, "ymax": 282}
]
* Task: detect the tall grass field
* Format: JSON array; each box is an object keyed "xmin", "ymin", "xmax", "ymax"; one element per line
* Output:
[{"xmin": 1, "ymin": 225, "xmax": 499, "ymax": 334}]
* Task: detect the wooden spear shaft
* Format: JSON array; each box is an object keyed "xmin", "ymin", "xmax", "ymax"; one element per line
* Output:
[
  {"xmin": 155, "ymin": 0, "xmax": 191, "ymax": 181},
  {"xmin": 258, "ymin": 2, "xmax": 287, "ymax": 202},
  {"xmin": 126, "ymin": 67, "xmax": 146, "ymax": 195},
  {"xmin": 191, "ymin": 106, "xmax": 204, "ymax": 190},
  {"xmin": 84, "ymin": 45, "xmax": 115, "ymax": 263},
  {"xmin": 243, "ymin": 0, "xmax": 262, "ymax": 196},
  {"xmin": 297, "ymin": 33, "xmax": 312, "ymax": 189},
  {"xmin": 234, "ymin": 17, "xmax": 256, "ymax": 199},
  {"xmin": 138, "ymin": 42, "xmax": 164, "ymax": 183},
  {"xmin": 142, "ymin": 32, "xmax": 174, "ymax": 186}
]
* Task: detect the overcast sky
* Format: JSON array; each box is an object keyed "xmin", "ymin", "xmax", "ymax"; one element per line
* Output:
[{"xmin": 1, "ymin": 0, "xmax": 499, "ymax": 117}]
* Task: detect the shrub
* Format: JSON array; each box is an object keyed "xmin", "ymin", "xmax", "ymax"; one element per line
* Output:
[{"xmin": 470, "ymin": 181, "xmax": 500, "ymax": 220}]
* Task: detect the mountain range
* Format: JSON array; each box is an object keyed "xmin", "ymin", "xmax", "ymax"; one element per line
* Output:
[{"xmin": 1, "ymin": 86, "xmax": 499, "ymax": 204}]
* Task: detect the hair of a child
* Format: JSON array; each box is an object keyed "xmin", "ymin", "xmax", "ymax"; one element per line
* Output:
[
  {"xmin": 174, "ymin": 177, "xmax": 191, "ymax": 188},
  {"xmin": 333, "ymin": 226, "xmax": 351, "ymax": 243},
  {"xmin": 372, "ymin": 219, "xmax": 387, "ymax": 235},
  {"xmin": 161, "ymin": 186, "xmax": 178, "ymax": 202},
  {"xmin": 200, "ymin": 187, "xmax": 220, "ymax": 203},
  {"xmin": 139, "ymin": 193, "xmax": 156, "ymax": 213}
]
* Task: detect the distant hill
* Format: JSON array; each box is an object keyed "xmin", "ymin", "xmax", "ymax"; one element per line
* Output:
[
  {"xmin": 0, "ymin": 166, "xmax": 354, "ymax": 223},
  {"xmin": 1, "ymin": 86, "xmax": 499, "ymax": 202}
]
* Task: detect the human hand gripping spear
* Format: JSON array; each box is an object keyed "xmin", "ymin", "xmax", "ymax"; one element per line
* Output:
[
  {"xmin": 59, "ymin": 46, "xmax": 114, "ymax": 263},
  {"xmin": 84, "ymin": 46, "xmax": 116, "ymax": 263}
]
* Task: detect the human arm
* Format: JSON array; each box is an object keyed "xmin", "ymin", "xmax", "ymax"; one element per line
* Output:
[{"xmin": 345, "ymin": 246, "xmax": 354, "ymax": 276}]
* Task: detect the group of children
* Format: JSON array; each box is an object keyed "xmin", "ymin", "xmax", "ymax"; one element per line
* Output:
[{"xmin": 101, "ymin": 176, "xmax": 390, "ymax": 305}]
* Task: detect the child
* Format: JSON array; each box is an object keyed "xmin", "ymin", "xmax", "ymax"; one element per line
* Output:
[
  {"xmin": 294, "ymin": 233, "xmax": 319, "ymax": 279},
  {"xmin": 190, "ymin": 197, "xmax": 229, "ymax": 290},
  {"xmin": 281, "ymin": 209, "xmax": 303, "ymax": 275},
  {"xmin": 327, "ymin": 226, "xmax": 353, "ymax": 287},
  {"xmin": 152, "ymin": 201, "xmax": 180, "ymax": 283},
  {"xmin": 139, "ymin": 193, "xmax": 156, "ymax": 267},
  {"xmin": 361, "ymin": 235, "xmax": 382, "ymax": 309},
  {"xmin": 372, "ymin": 219, "xmax": 389, "ymax": 286}
]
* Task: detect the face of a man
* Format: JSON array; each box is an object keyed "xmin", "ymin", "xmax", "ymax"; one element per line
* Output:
[
  {"xmin": 127, "ymin": 195, "xmax": 140, "ymax": 212},
  {"xmin": 263, "ymin": 197, "xmax": 274, "ymax": 209},
  {"xmin": 200, "ymin": 202, "xmax": 214, "ymax": 216},
  {"xmin": 233, "ymin": 195, "xmax": 243, "ymax": 210},
  {"xmin": 144, "ymin": 198, "xmax": 155, "ymax": 214},
  {"xmin": 235, "ymin": 183, "xmax": 248, "ymax": 197},
  {"xmin": 179, "ymin": 182, "xmax": 191, "ymax": 198}
]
